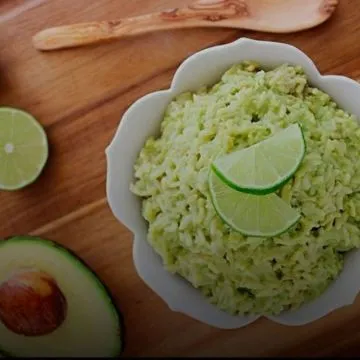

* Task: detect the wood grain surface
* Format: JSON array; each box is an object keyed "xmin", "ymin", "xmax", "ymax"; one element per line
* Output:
[{"xmin": 1, "ymin": 0, "xmax": 360, "ymax": 357}]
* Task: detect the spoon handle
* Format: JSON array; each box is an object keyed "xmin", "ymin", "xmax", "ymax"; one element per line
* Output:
[{"xmin": 32, "ymin": 0, "xmax": 249, "ymax": 51}]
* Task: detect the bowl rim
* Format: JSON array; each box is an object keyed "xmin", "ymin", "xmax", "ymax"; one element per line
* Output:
[{"xmin": 106, "ymin": 37, "xmax": 360, "ymax": 329}]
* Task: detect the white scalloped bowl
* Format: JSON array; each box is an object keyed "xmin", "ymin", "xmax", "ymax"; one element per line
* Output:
[{"xmin": 106, "ymin": 37, "xmax": 360, "ymax": 329}]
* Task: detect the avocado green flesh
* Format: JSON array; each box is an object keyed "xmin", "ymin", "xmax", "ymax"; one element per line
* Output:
[{"xmin": 0, "ymin": 236, "xmax": 122, "ymax": 357}]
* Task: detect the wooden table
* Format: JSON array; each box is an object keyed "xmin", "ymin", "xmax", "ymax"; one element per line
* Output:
[{"xmin": 1, "ymin": 0, "xmax": 360, "ymax": 357}]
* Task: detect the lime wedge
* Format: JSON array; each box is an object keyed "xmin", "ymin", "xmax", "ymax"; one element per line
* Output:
[
  {"xmin": 0, "ymin": 107, "xmax": 48, "ymax": 191},
  {"xmin": 209, "ymin": 170, "xmax": 300, "ymax": 237},
  {"xmin": 212, "ymin": 123, "xmax": 305, "ymax": 195}
]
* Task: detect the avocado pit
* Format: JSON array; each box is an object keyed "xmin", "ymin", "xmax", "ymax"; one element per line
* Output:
[{"xmin": 0, "ymin": 269, "xmax": 67, "ymax": 336}]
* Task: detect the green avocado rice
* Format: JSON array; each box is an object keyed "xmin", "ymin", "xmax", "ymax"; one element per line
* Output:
[{"xmin": 131, "ymin": 62, "xmax": 360, "ymax": 316}]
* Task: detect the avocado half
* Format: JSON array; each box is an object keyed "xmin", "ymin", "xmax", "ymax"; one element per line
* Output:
[{"xmin": 0, "ymin": 236, "xmax": 123, "ymax": 357}]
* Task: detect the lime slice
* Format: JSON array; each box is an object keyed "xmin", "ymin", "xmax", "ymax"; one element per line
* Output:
[
  {"xmin": 212, "ymin": 123, "xmax": 305, "ymax": 195},
  {"xmin": 0, "ymin": 107, "xmax": 48, "ymax": 191},
  {"xmin": 209, "ymin": 170, "xmax": 300, "ymax": 237}
]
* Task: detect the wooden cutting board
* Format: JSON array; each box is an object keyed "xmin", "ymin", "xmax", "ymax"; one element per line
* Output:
[{"xmin": 1, "ymin": 0, "xmax": 360, "ymax": 357}]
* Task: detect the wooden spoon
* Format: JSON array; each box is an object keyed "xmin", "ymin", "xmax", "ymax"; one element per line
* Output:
[{"xmin": 33, "ymin": 0, "xmax": 338, "ymax": 51}]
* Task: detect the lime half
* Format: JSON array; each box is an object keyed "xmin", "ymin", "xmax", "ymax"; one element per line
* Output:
[
  {"xmin": 212, "ymin": 123, "xmax": 305, "ymax": 195},
  {"xmin": 209, "ymin": 170, "xmax": 300, "ymax": 237},
  {"xmin": 0, "ymin": 107, "xmax": 48, "ymax": 191}
]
